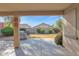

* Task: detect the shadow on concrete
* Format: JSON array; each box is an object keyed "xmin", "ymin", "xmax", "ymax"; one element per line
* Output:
[{"xmin": 15, "ymin": 47, "xmax": 26, "ymax": 56}]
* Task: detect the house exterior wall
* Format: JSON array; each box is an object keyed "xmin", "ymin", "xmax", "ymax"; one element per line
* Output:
[
  {"xmin": 77, "ymin": 7, "xmax": 79, "ymax": 40},
  {"xmin": 63, "ymin": 4, "xmax": 79, "ymax": 55},
  {"xmin": 20, "ymin": 23, "xmax": 53, "ymax": 34},
  {"xmin": 32, "ymin": 23, "xmax": 52, "ymax": 34},
  {"xmin": 31, "ymin": 28, "xmax": 52, "ymax": 34}
]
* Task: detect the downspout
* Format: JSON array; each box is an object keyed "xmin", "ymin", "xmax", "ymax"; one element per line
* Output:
[{"xmin": 75, "ymin": 8, "xmax": 78, "ymax": 40}]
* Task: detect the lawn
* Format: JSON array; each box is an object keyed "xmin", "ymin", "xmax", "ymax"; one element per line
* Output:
[{"xmin": 29, "ymin": 34, "xmax": 57, "ymax": 39}]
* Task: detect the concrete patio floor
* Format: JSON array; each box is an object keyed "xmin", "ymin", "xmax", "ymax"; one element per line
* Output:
[{"xmin": 0, "ymin": 38, "xmax": 76, "ymax": 56}]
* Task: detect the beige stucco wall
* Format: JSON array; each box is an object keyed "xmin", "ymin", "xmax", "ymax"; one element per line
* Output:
[
  {"xmin": 77, "ymin": 7, "xmax": 79, "ymax": 39},
  {"xmin": 63, "ymin": 5, "xmax": 79, "ymax": 55}
]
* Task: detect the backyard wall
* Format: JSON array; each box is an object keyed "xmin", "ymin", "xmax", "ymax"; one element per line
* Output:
[{"xmin": 63, "ymin": 4, "xmax": 79, "ymax": 55}]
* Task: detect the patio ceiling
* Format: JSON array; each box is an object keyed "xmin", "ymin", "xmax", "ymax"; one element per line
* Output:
[
  {"xmin": 0, "ymin": 3, "xmax": 72, "ymax": 15},
  {"xmin": 0, "ymin": 3, "xmax": 72, "ymax": 11}
]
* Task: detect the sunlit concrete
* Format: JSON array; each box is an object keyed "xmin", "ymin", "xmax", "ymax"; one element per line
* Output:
[{"xmin": 0, "ymin": 38, "xmax": 76, "ymax": 56}]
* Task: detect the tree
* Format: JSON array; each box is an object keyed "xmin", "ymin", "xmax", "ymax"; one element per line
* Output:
[
  {"xmin": 1, "ymin": 16, "xmax": 14, "ymax": 36},
  {"xmin": 37, "ymin": 28, "xmax": 41, "ymax": 34},
  {"xmin": 54, "ymin": 18, "xmax": 65, "ymax": 31},
  {"xmin": 4, "ymin": 16, "xmax": 13, "ymax": 27},
  {"xmin": 53, "ymin": 28, "xmax": 60, "ymax": 33},
  {"xmin": 48, "ymin": 29, "xmax": 52, "ymax": 34}
]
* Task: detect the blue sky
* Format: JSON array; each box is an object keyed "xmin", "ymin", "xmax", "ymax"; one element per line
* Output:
[
  {"xmin": 20, "ymin": 16, "xmax": 61, "ymax": 27},
  {"xmin": 0, "ymin": 17, "xmax": 4, "ymax": 22},
  {"xmin": 0, "ymin": 16, "xmax": 62, "ymax": 27}
]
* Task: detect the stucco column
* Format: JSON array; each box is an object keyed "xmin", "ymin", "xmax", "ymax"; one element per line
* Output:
[{"xmin": 13, "ymin": 16, "xmax": 20, "ymax": 48}]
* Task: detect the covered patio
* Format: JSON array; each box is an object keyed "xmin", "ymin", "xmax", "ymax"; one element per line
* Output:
[
  {"xmin": 0, "ymin": 38, "xmax": 76, "ymax": 56},
  {"xmin": 0, "ymin": 3, "xmax": 79, "ymax": 56}
]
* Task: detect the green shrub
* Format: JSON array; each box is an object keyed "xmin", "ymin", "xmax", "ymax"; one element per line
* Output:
[
  {"xmin": 55, "ymin": 33, "xmax": 63, "ymax": 46},
  {"xmin": 48, "ymin": 29, "xmax": 52, "ymax": 34},
  {"xmin": 53, "ymin": 28, "xmax": 60, "ymax": 33},
  {"xmin": 37, "ymin": 28, "xmax": 41, "ymax": 33},
  {"xmin": 40, "ymin": 29, "xmax": 45, "ymax": 34},
  {"xmin": 37, "ymin": 28, "xmax": 45, "ymax": 34},
  {"xmin": 1, "ymin": 27, "xmax": 13, "ymax": 36}
]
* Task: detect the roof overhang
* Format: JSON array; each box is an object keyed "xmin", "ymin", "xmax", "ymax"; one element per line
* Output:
[{"xmin": 0, "ymin": 3, "xmax": 72, "ymax": 16}]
